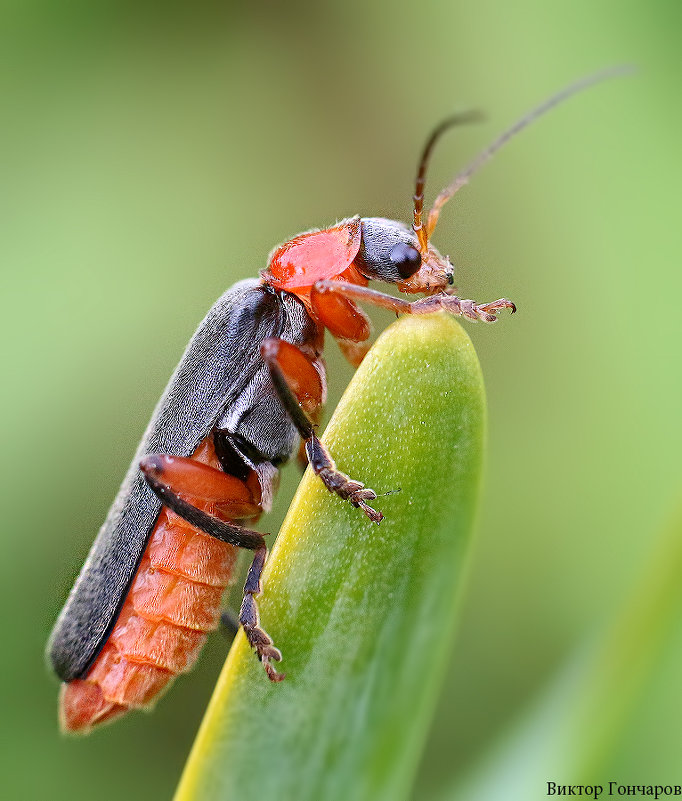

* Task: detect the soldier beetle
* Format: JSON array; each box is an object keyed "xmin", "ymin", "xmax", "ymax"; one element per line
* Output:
[{"xmin": 48, "ymin": 68, "xmax": 626, "ymax": 732}]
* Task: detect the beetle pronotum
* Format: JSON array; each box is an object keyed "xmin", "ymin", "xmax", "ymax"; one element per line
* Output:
[{"xmin": 47, "ymin": 68, "xmax": 626, "ymax": 733}]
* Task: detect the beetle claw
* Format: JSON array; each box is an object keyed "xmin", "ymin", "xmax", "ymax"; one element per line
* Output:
[
  {"xmin": 475, "ymin": 298, "xmax": 517, "ymax": 322},
  {"xmin": 263, "ymin": 662, "xmax": 286, "ymax": 683},
  {"xmin": 358, "ymin": 501, "xmax": 384, "ymax": 524}
]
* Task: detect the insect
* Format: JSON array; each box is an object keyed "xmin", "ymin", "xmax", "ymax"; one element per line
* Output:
[{"xmin": 47, "ymin": 68, "xmax": 624, "ymax": 733}]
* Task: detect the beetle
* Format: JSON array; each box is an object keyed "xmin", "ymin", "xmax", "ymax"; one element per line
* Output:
[{"xmin": 47, "ymin": 68, "xmax": 624, "ymax": 733}]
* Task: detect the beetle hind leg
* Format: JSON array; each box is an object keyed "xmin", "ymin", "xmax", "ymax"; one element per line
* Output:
[
  {"xmin": 139, "ymin": 456, "xmax": 284, "ymax": 681},
  {"xmin": 260, "ymin": 338, "xmax": 383, "ymax": 524},
  {"xmin": 240, "ymin": 546, "xmax": 285, "ymax": 681}
]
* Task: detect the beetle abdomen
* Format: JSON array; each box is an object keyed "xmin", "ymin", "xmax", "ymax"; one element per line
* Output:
[{"xmin": 59, "ymin": 440, "xmax": 246, "ymax": 733}]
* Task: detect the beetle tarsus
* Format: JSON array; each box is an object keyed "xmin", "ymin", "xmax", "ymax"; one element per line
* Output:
[
  {"xmin": 437, "ymin": 293, "xmax": 512, "ymax": 322},
  {"xmin": 471, "ymin": 297, "xmax": 517, "ymax": 321},
  {"xmin": 356, "ymin": 499, "xmax": 384, "ymax": 524},
  {"xmin": 414, "ymin": 293, "xmax": 517, "ymax": 323},
  {"xmin": 240, "ymin": 546, "xmax": 285, "ymax": 682},
  {"xmin": 308, "ymin": 436, "xmax": 383, "ymax": 523},
  {"xmin": 311, "ymin": 281, "xmax": 516, "ymax": 325}
]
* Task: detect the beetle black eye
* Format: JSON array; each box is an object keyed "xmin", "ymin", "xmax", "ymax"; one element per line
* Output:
[{"xmin": 389, "ymin": 242, "xmax": 422, "ymax": 279}]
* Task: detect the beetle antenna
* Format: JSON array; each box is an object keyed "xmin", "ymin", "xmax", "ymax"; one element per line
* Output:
[
  {"xmin": 426, "ymin": 65, "xmax": 635, "ymax": 238},
  {"xmin": 412, "ymin": 111, "xmax": 483, "ymax": 252}
]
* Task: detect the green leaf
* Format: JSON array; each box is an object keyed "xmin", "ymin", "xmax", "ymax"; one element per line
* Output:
[{"xmin": 174, "ymin": 312, "xmax": 486, "ymax": 801}]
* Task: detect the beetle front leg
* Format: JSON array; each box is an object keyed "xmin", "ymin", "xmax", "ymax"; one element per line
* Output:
[
  {"xmin": 260, "ymin": 338, "xmax": 383, "ymax": 524},
  {"xmin": 309, "ymin": 284, "xmax": 372, "ymax": 367},
  {"xmin": 312, "ymin": 280, "xmax": 516, "ymax": 323},
  {"xmin": 139, "ymin": 457, "xmax": 283, "ymax": 681}
]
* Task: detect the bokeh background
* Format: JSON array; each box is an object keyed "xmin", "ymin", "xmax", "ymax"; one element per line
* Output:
[{"xmin": 2, "ymin": 2, "xmax": 680, "ymax": 799}]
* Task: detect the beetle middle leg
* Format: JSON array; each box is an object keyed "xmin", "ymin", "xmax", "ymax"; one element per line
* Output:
[
  {"xmin": 139, "ymin": 456, "xmax": 284, "ymax": 681},
  {"xmin": 260, "ymin": 338, "xmax": 383, "ymax": 524},
  {"xmin": 312, "ymin": 280, "xmax": 516, "ymax": 323}
]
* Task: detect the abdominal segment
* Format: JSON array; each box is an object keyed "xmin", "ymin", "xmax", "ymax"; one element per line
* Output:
[{"xmin": 59, "ymin": 438, "xmax": 257, "ymax": 733}]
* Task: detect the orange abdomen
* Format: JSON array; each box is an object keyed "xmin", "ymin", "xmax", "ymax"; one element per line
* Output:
[{"xmin": 60, "ymin": 439, "xmax": 254, "ymax": 733}]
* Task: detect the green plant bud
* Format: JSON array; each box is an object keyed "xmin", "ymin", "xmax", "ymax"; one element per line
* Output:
[{"xmin": 175, "ymin": 312, "xmax": 486, "ymax": 801}]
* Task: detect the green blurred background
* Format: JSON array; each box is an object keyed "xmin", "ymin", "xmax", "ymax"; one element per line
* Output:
[{"xmin": 2, "ymin": 1, "xmax": 680, "ymax": 799}]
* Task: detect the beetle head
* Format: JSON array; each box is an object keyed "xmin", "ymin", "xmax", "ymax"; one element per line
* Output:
[
  {"xmin": 355, "ymin": 217, "xmax": 454, "ymax": 295},
  {"xmin": 403, "ymin": 67, "xmax": 631, "ymax": 293}
]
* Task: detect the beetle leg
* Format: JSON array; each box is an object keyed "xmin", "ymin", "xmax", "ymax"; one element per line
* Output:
[
  {"xmin": 310, "ymin": 285, "xmax": 372, "ymax": 342},
  {"xmin": 240, "ymin": 546, "xmax": 285, "ymax": 682},
  {"xmin": 138, "ymin": 454, "xmax": 260, "ymax": 519},
  {"xmin": 140, "ymin": 456, "xmax": 264, "ymax": 546},
  {"xmin": 261, "ymin": 338, "xmax": 383, "ymax": 524},
  {"xmin": 310, "ymin": 283, "xmax": 372, "ymax": 366},
  {"xmin": 140, "ymin": 458, "xmax": 283, "ymax": 681},
  {"xmin": 312, "ymin": 280, "xmax": 516, "ymax": 323},
  {"xmin": 305, "ymin": 435, "xmax": 383, "ymax": 523},
  {"xmin": 247, "ymin": 338, "xmax": 325, "ymax": 471}
]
